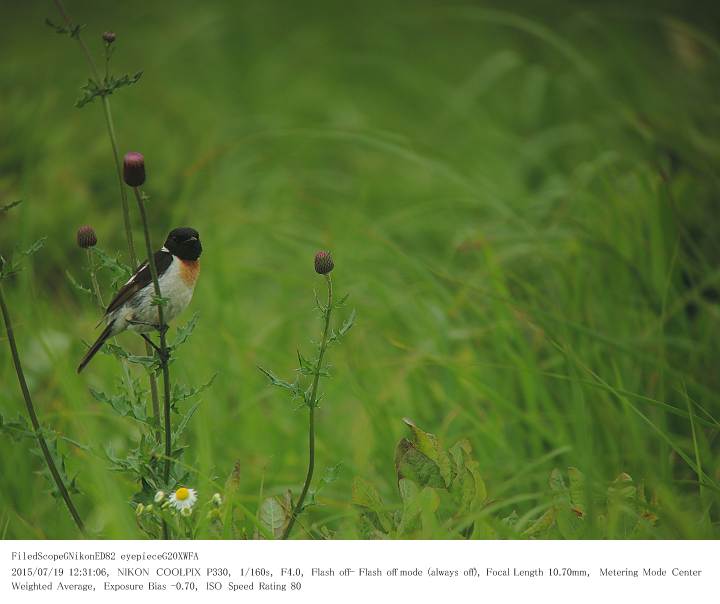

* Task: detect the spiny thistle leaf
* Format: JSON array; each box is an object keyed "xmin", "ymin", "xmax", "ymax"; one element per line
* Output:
[
  {"xmin": 171, "ymin": 374, "xmax": 216, "ymax": 406},
  {"xmin": 0, "ymin": 200, "xmax": 22, "ymax": 213},
  {"xmin": 91, "ymin": 247, "xmax": 132, "ymax": 287},
  {"xmin": 0, "ymin": 238, "xmax": 46, "ymax": 279},
  {"xmin": 66, "ymin": 270, "xmax": 92, "ymax": 296},
  {"xmin": 45, "ymin": 18, "xmax": 85, "ymax": 39},
  {"xmin": 258, "ymin": 366, "xmax": 303, "ymax": 398},
  {"xmin": 0, "ymin": 412, "xmax": 32, "ymax": 441},
  {"xmin": 103, "ymin": 342, "xmax": 159, "ymax": 371},
  {"xmin": 75, "ymin": 72, "xmax": 143, "ymax": 108},
  {"xmin": 172, "ymin": 401, "xmax": 201, "ymax": 444},
  {"xmin": 172, "ymin": 312, "xmax": 199, "ymax": 348}
]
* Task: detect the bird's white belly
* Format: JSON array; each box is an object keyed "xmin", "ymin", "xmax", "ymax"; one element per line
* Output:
[{"xmin": 110, "ymin": 258, "xmax": 195, "ymax": 333}]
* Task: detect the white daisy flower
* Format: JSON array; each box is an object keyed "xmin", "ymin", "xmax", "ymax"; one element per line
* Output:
[{"xmin": 169, "ymin": 487, "xmax": 197, "ymax": 512}]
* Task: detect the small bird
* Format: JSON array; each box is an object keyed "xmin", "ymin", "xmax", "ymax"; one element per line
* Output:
[{"xmin": 77, "ymin": 227, "xmax": 202, "ymax": 373}]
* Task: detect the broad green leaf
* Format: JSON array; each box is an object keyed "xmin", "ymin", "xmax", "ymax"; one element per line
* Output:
[
  {"xmin": 398, "ymin": 481, "xmax": 439, "ymax": 536},
  {"xmin": 549, "ymin": 469, "xmax": 584, "ymax": 539},
  {"xmin": 398, "ymin": 477, "xmax": 419, "ymax": 502},
  {"xmin": 449, "ymin": 439, "xmax": 487, "ymax": 514},
  {"xmin": 567, "ymin": 466, "xmax": 586, "ymax": 514},
  {"xmin": 258, "ymin": 495, "xmax": 290, "ymax": 539},
  {"xmin": 352, "ymin": 477, "xmax": 392, "ymax": 534},
  {"xmin": 352, "ymin": 476, "xmax": 384, "ymax": 509},
  {"xmin": 523, "ymin": 507, "xmax": 555, "ymax": 536},
  {"xmin": 401, "ymin": 418, "xmax": 452, "ymax": 486},
  {"xmin": 395, "ymin": 438, "xmax": 445, "ymax": 489},
  {"xmin": 549, "ymin": 467, "xmax": 566, "ymax": 493}
]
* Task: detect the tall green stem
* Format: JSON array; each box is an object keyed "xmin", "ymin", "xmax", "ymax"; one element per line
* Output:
[
  {"xmin": 54, "ymin": 0, "xmax": 134, "ymax": 260},
  {"xmin": 100, "ymin": 97, "xmax": 137, "ymax": 265},
  {"xmin": 132, "ymin": 187, "xmax": 172, "ymax": 485},
  {"xmin": 282, "ymin": 275, "xmax": 333, "ymax": 540},
  {"xmin": 52, "ymin": 0, "xmax": 160, "ymax": 431},
  {"xmin": 0, "ymin": 283, "xmax": 85, "ymax": 535}
]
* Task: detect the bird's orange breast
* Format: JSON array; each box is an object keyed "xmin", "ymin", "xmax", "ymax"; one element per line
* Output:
[{"xmin": 179, "ymin": 259, "xmax": 200, "ymax": 287}]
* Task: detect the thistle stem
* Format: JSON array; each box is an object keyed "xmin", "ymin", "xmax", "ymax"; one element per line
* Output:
[
  {"xmin": 282, "ymin": 275, "xmax": 333, "ymax": 540},
  {"xmin": 132, "ymin": 187, "xmax": 172, "ymax": 487},
  {"xmin": 0, "ymin": 282, "xmax": 85, "ymax": 535},
  {"xmin": 52, "ymin": 0, "xmax": 161, "ymax": 433}
]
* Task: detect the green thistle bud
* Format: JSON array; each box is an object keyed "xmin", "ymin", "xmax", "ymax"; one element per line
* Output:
[
  {"xmin": 76, "ymin": 225, "xmax": 97, "ymax": 249},
  {"xmin": 123, "ymin": 151, "xmax": 146, "ymax": 187},
  {"xmin": 314, "ymin": 251, "xmax": 334, "ymax": 275}
]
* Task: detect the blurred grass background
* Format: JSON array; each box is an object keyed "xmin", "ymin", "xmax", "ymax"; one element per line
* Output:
[{"xmin": 1, "ymin": 0, "xmax": 719, "ymax": 538}]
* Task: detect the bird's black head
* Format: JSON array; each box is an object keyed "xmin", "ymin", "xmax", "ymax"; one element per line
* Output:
[{"xmin": 165, "ymin": 227, "xmax": 202, "ymax": 261}]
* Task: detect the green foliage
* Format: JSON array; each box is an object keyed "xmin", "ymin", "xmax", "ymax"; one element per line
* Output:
[
  {"xmin": 518, "ymin": 468, "xmax": 659, "ymax": 539},
  {"xmin": 0, "ymin": 200, "xmax": 22, "ymax": 214},
  {"xmin": 260, "ymin": 289, "xmax": 355, "ymax": 409},
  {"xmin": 0, "ymin": 412, "xmax": 87, "ymax": 500},
  {"xmin": 90, "ymin": 248, "xmax": 132, "ymax": 289},
  {"xmin": 258, "ymin": 492, "xmax": 292, "ymax": 539},
  {"xmin": 355, "ymin": 419, "xmax": 488, "ymax": 539},
  {"xmin": 0, "ymin": 238, "xmax": 46, "ymax": 280},
  {"xmin": 45, "ymin": 18, "xmax": 85, "ymax": 39},
  {"xmin": 75, "ymin": 72, "xmax": 143, "ymax": 108},
  {"xmin": 2, "ymin": 0, "xmax": 719, "ymax": 539}
]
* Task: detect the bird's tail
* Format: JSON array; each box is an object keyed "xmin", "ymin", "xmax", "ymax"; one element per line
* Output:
[{"xmin": 77, "ymin": 323, "xmax": 114, "ymax": 373}]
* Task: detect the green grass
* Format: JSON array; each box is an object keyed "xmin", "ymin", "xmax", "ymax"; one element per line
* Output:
[{"xmin": 1, "ymin": 0, "xmax": 719, "ymax": 539}]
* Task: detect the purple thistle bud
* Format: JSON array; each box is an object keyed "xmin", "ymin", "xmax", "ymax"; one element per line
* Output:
[
  {"xmin": 123, "ymin": 152, "xmax": 146, "ymax": 187},
  {"xmin": 76, "ymin": 225, "xmax": 97, "ymax": 249},
  {"xmin": 314, "ymin": 251, "xmax": 334, "ymax": 275},
  {"xmin": 102, "ymin": 31, "xmax": 116, "ymax": 44}
]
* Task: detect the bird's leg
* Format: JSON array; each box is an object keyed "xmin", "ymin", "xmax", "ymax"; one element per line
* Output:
[
  {"xmin": 139, "ymin": 333, "xmax": 169, "ymax": 364},
  {"xmin": 140, "ymin": 333, "xmax": 161, "ymax": 355}
]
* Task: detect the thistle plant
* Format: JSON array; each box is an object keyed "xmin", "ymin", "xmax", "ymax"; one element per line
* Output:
[
  {"xmin": 76, "ymin": 226, "xmax": 137, "ymax": 406},
  {"xmin": 49, "ymin": 4, "xmax": 210, "ymax": 539},
  {"xmin": 260, "ymin": 251, "xmax": 355, "ymax": 539},
  {"xmin": 48, "ymin": 0, "xmax": 161, "ymax": 432},
  {"xmin": 124, "ymin": 152, "xmax": 173, "ymax": 485},
  {"xmin": 1, "ymin": 202, "xmax": 85, "ymax": 534}
]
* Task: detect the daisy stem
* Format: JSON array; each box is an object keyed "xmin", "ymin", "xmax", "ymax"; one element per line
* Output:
[
  {"xmin": 0, "ymin": 282, "xmax": 85, "ymax": 535},
  {"xmin": 282, "ymin": 274, "xmax": 333, "ymax": 540},
  {"xmin": 132, "ymin": 187, "xmax": 172, "ymax": 487},
  {"xmin": 52, "ymin": 0, "xmax": 161, "ymax": 437}
]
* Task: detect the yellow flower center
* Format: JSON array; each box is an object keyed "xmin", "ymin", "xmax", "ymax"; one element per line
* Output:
[{"xmin": 175, "ymin": 487, "xmax": 190, "ymax": 501}]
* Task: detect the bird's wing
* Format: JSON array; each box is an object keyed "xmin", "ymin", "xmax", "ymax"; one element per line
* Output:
[{"xmin": 104, "ymin": 250, "xmax": 173, "ymax": 315}]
